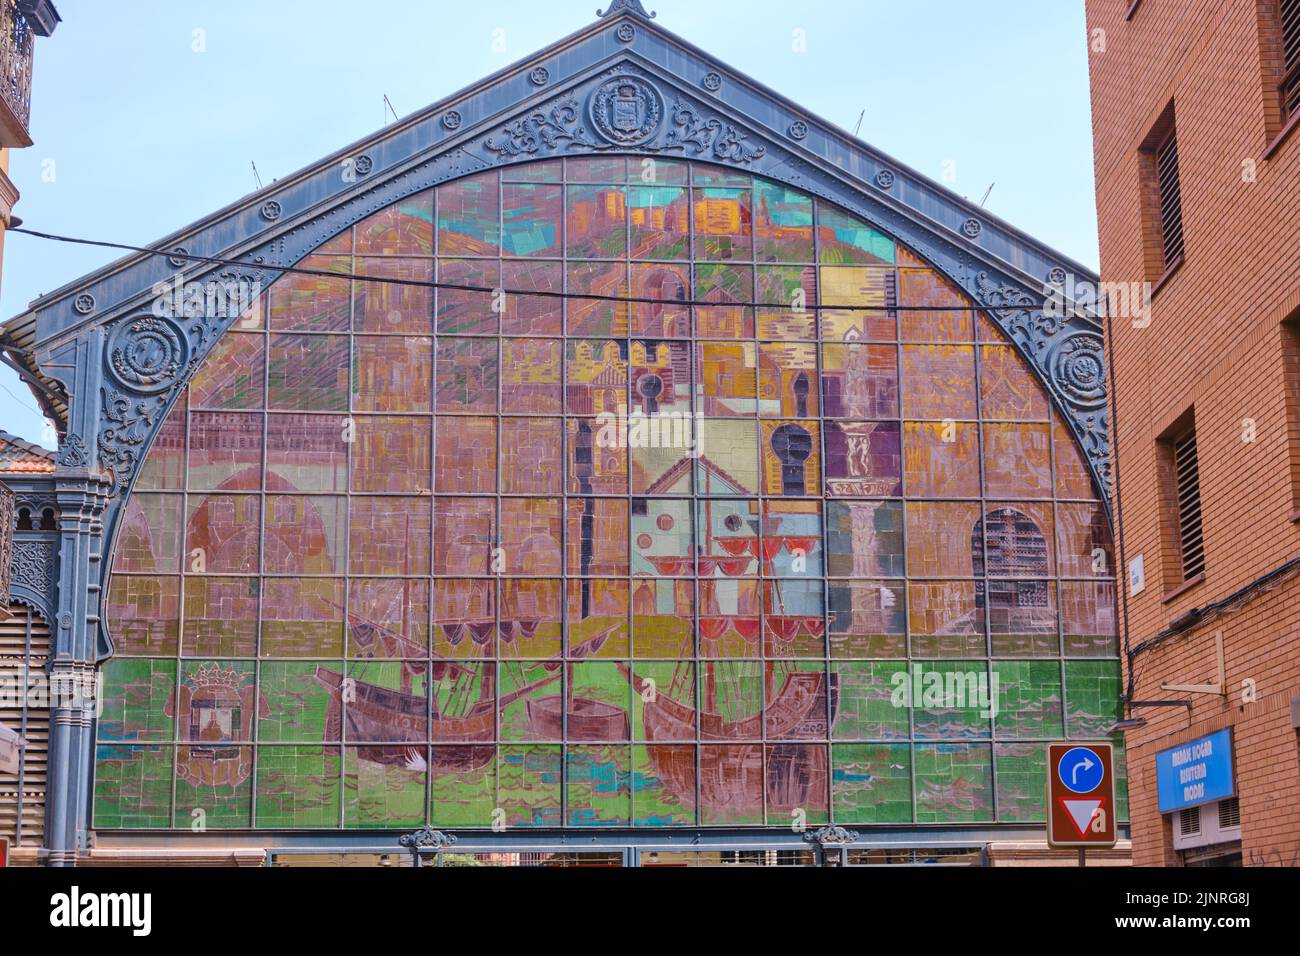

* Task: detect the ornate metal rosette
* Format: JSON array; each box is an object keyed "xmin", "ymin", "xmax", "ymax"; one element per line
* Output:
[
  {"xmin": 106, "ymin": 315, "xmax": 190, "ymax": 395},
  {"xmin": 587, "ymin": 75, "xmax": 665, "ymax": 147},
  {"xmin": 1049, "ymin": 331, "xmax": 1106, "ymax": 409},
  {"xmin": 398, "ymin": 826, "xmax": 458, "ymax": 849},
  {"xmin": 961, "ymin": 217, "xmax": 982, "ymax": 238},
  {"xmin": 875, "ymin": 169, "xmax": 895, "ymax": 189},
  {"xmin": 701, "ymin": 71, "xmax": 722, "ymax": 92},
  {"xmin": 353, "ymin": 154, "xmax": 373, "ymax": 176},
  {"xmin": 788, "ymin": 120, "xmax": 808, "ymax": 140},
  {"xmin": 442, "ymin": 110, "xmax": 463, "ymax": 130},
  {"xmin": 616, "ymin": 22, "xmax": 636, "ymax": 42},
  {"xmin": 260, "ymin": 200, "xmax": 283, "ymax": 221},
  {"xmin": 803, "ymin": 824, "xmax": 860, "ymax": 846},
  {"xmin": 1047, "ymin": 266, "xmax": 1068, "ymax": 287},
  {"xmin": 168, "ymin": 247, "xmax": 190, "ymax": 268},
  {"xmin": 73, "ymin": 293, "xmax": 95, "ymax": 315},
  {"xmin": 530, "ymin": 67, "xmax": 550, "ymax": 87}
]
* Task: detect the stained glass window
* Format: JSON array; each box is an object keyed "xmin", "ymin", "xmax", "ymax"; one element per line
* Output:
[{"xmin": 97, "ymin": 160, "xmax": 1121, "ymax": 831}]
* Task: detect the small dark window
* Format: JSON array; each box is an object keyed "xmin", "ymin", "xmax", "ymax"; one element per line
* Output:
[
  {"xmin": 1172, "ymin": 427, "xmax": 1205, "ymax": 581},
  {"xmin": 1281, "ymin": 0, "xmax": 1300, "ymax": 123},
  {"xmin": 1217, "ymin": 796, "xmax": 1241, "ymax": 829},
  {"xmin": 1155, "ymin": 129, "xmax": 1186, "ymax": 269}
]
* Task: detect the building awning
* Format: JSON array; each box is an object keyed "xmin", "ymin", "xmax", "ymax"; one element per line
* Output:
[
  {"xmin": 0, "ymin": 722, "xmax": 28, "ymax": 774},
  {"xmin": 0, "ymin": 316, "xmax": 67, "ymax": 430}
]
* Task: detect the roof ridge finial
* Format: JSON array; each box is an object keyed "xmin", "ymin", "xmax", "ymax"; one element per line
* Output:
[{"xmin": 597, "ymin": 0, "xmax": 656, "ymax": 19}]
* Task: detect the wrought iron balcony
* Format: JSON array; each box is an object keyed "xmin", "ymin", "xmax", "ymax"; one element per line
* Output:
[{"xmin": 0, "ymin": 0, "xmax": 59, "ymax": 148}]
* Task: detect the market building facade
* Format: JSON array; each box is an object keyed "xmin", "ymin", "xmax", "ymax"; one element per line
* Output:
[{"xmin": 2, "ymin": 1, "xmax": 1126, "ymax": 866}]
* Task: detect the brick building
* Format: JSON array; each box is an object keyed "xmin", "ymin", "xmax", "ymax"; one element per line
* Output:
[{"xmin": 1087, "ymin": 0, "xmax": 1300, "ymax": 866}]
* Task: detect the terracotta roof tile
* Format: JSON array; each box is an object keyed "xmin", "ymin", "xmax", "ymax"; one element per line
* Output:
[{"xmin": 0, "ymin": 429, "xmax": 55, "ymax": 474}]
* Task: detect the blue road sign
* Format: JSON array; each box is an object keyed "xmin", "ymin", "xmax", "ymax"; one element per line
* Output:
[{"xmin": 1057, "ymin": 746, "xmax": 1105, "ymax": 794}]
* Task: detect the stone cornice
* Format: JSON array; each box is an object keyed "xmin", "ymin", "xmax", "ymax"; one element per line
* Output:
[{"xmin": 0, "ymin": 166, "xmax": 20, "ymax": 225}]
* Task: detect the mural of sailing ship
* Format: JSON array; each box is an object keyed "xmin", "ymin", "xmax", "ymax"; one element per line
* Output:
[
  {"xmin": 635, "ymin": 481, "xmax": 836, "ymax": 815},
  {"xmin": 312, "ymin": 609, "xmax": 619, "ymax": 773},
  {"xmin": 309, "ymin": 481, "xmax": 835, "ymax": 818}
]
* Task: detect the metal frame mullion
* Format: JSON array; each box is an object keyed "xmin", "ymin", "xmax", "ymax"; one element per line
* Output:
[
  {"xmin": 249, "ymin": 287, "xmax": 273, "ymax": 830},
  {"xmin": 425, "ymin": 187, "xmax": 438, "ymax": 829},
  {"xmin": 970, "ymin": 310, "xmax": 998, "ymax": 826}
]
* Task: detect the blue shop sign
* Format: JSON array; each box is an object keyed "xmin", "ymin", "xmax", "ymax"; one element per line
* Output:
[{"xmin": 1155, "ymin": 728, "xmax": 1235, "ymax": 814}]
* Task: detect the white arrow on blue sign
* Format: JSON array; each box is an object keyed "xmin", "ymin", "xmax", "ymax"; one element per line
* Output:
[{"xmin": 1057, "ymin": 746, "xmax": 1105, "ymax": 794}]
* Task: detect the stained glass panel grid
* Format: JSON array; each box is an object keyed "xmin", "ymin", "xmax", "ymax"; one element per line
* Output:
[{"xmin": 100, "ymin": 160, "xmax": 1120, "ymax": 831}]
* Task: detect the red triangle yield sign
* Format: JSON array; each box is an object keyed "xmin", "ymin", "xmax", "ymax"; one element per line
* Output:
[{"xmin": 1061, "ymin": 798, "xmax": 1102, "ymax": 837}]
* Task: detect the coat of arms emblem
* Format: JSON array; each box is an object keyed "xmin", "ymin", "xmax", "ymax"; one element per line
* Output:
[
  {"xmin": 588, "ymin": 76, "xmax": 663, "ymax": 146},
  {"xmin": 164, "ymin": 663, "xmax": 268, "ymax": 788}
]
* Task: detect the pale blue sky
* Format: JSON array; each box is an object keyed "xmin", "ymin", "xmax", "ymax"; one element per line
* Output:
[{"xmin": 0, "ymin": 0, "xmax": 1097, "ymax": 446}]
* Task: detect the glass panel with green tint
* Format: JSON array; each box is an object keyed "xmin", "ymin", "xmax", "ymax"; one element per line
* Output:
[
  {"xmin": 832, "ymin": 743, "xmax": 912, "ymax": 824},
  {"xmin": 498, "ymin": 745, "xmax": 563, "ymax": 827},
  {"xmin": 174, "ymin": 745, "xmax": 253, "ymax": 829},
  {"xmin": 831, "ymin": 661, "xmax": 910, "ymax": 740},
  {"xmin": 994, "ymin": 742, "xmax": 1046, "ymax": 822},
  {"xmin": 910, "ymin": 661, "xmax": 992, "ymax": 739},
  {"xmin": 430, "ymin": 747, "xmax": 497, "ymax": 828},
  {"xmin": 343, "ymin": 746, "xmax": 426, "ymax": 828},
  {"xmin": 98, "ymin": 658, "xmax": 176, "ymax": 743},
  {"xmin": 993, "ymin": 661, "xmax": 1064, "ymax": 739},
  {"xmin": 1064, "ymin": 660, "xmax": 1123, "ymax": 738},
  {"xmin": 913, "ymin": 742, "xmax": 994, "ymax": 823},
  {"xmin": 256, "ymin": 746, "xmax": 341, "ymax": 828},
  {"xmin": 93, "ymin": 745, "xmax": 174, "ymax": 829},
  {"xmin": 633, "ymin": 744, "xmax": 696, "ymax": 826},
  {"xmin": 566, "ymin": 744, "xmax": 632, "ymax": 826}
]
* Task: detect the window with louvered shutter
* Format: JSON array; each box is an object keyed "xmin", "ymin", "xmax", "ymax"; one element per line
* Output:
[
  {"xmin": 1217, "ymin": 796, "xmax": 1241, "ymax": 829},
  {"xmin": 0, "ymin": 603, "xmax": 50, "ymax": 849},
  {"xmin": 1173, "ymin": 428, "xmax": 1205, "ymax": 581},
  {"xmin": 1281, "ymin": 0, "xmax": 1300, "ymax": 122},
  {"xmin": 1156, "ymin": 130, "xmax": 1185, "ymax": 269}
]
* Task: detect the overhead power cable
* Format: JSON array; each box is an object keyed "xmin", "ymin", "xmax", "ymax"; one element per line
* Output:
[{"xmin": 8, "ymin": 225, "xmax": 1058, "ymax": 315}]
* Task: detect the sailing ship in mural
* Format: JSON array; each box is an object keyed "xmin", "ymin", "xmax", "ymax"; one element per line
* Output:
[
  {"xmin": 303, "ymin": 484, "xmax": 834, "ymax": 818},
  {"xmin": 311, "ymin": 602, "xmax": 624, "ymax": 772},
  {"xmin": 631, "ymin": 487, "xmax": 836, "ymax": 815}
]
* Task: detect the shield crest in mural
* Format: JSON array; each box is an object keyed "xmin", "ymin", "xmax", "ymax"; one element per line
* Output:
[{"xmin": 164, "ymin": 663, "xmax": 268, "ymax": 788}]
